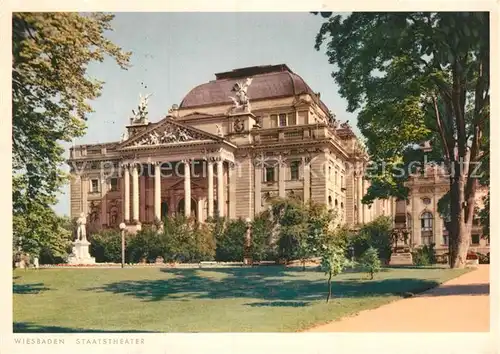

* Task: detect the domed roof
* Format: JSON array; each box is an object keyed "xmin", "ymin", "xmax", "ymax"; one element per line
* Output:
[{"xmin": 179, "ymin": 64, "xmax": 329, "ymax": 113}]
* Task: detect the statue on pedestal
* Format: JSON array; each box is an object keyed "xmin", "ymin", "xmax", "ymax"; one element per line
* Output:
[
  {"xmin": 76, "ymin": 212, "xmax": 87, "ymax": 242},
  {"xmin": 67, "ymin": 212, "xmax": 95, "ymax": 265}
]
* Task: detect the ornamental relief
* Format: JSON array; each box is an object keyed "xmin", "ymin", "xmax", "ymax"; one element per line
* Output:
[
  {"xmin": 128, "ymin": 123, "xmax": 213, "ymax": 147},
  {"xmin": 418, "ymin": 186, "xmax": 434, "ymax": 194}
]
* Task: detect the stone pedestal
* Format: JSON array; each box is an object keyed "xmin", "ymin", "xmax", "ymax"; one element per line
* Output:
[
  {"xmin": 389, "ymin": 252, "xmax": 413, "ymax": 266},
  {"xmin": 67, "ymin": 240, "xmax": 95, "ymax": 264}
]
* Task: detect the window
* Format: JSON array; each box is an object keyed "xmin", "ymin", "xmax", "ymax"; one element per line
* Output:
[
  {"xmin": 91, "ymin": 179, "xmax": 99, "ymax": 193},
  {"xmin": 328, "ymin": 196, "xmax": 333, "ymax": 207},
  {"xmin": 420, "ymin": 212, "xmax": 433, "ymax": 245},
  {"xmin": 471, "ymin": 234, "xmax": 480, "ymax": 245},
  {"xmin": 110, "ymin": 178, "xmax": 119, "ymax": 192},
  {"xmin": 265, "ymin": 167, "xmax": 275, "ymax": 182},
  {"xmin": 279, "ymin": 114, "xmax": 287, "ymax": 127},
  {"xmin": 422, "ymin": 197, "xmax": 431, "ymax": 205},
  {"xmin": 328, "ymin": 166, "xmax": 332, "ymax": 180},
  {"xmin": 290, "ymin": 161, "xmax": 300, "ymax": 181},
  {"xmin": 335, "ymin": 171, "xmax": 338, "ymax": 185},
  {"xmin": 341, "ymin": 175, "xmax": 344, "ymax": 189},
  {"xmin": 288, "ymin": 114, "xmax": 297, "ymax": 126}
]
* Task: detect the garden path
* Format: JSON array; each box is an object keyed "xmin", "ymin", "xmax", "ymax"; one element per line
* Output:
[{"xmin": 305, "ymin": 265, "xmax": 490, "ymax": 332}]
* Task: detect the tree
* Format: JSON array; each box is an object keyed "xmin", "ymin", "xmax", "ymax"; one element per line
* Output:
[
  {"xmin": 12, "ymin": 13, "xmax": 131, "ymax": 256},
  {"xmin": 320, "ymin": 242, "xmax": 346, "ymax": 303},
  {"xmin": 314, "ymin": 12, "xmax": 489, "ymax": 268},
  {"xmin": 360, "ymin": 247, "xmax": 382, "ymax": 280}
]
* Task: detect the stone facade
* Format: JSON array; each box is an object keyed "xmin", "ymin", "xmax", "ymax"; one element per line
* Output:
[
  {"xmin": 402, "ymin": 166, "xmax": 489, "ymax": 254},
  {"xmin": 67, "ymin": 63, "xmax": 488, "ymax": 254}
]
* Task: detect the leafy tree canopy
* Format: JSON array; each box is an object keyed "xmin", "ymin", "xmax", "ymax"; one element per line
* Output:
[
  {"xmin": 314, "ymin": 12, "xmax": 489, "ymax": 267},
  {"xmin": 314, "ymin": 12, "xmax": 489, "ymax": 203},
  {"xmin": 12, "ymin": 13, "xmax": 131, "ymax": 255}
]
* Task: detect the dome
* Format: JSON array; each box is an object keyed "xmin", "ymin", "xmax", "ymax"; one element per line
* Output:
[{"xmin": 179, "ymin": 64, "xmax": 329, "ymax": 113}]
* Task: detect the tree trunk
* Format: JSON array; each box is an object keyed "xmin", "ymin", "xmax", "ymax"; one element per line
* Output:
[
  {"xmin": 302, "ymin": 259, "xmax": 306, "ymax": 271},
  {"xmin": 448, "ymin": 165, "xmax": 471, "ymax": 269},
  {"xmin": 326, "ymin": 271, "xmax": 332, "ymax": 303}
]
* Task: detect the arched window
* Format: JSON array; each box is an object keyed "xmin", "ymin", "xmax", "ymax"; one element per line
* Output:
[
  {"xmin": 177, "ymin": 198, "xmax": 197, "ymax": 218},
  {"xmin": 328, "ymin": 196, "xmax": 333, "ymax": 207},
  {"xmin": 420, "ymin": 212, "xmax": 433, "ymax": 245}
]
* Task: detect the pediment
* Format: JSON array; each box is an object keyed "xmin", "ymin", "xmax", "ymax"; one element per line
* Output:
[
  {"xmin": 119, "ymin": 118, "xmax": 223, "ymax": 149},
  {"xmin": 168, "ymin": 179, "xmax": 205, "ymax": 191}
]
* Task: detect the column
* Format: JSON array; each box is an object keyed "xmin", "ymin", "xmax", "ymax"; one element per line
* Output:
[
  {"xmin": 207, "ymin": 160, "xmax": 214, "ymax": 218},
  {"xmin": 303, "ymin": 157, "xmax": 310, "ymax": 202},
  {"xmin": 132, "ymin": 163, "xmax": 139, "ymax": 222},
  {"xmin": 228, "ymin": 162, "xmax": 236, "ymax": 219},
  {"xmin": 184, "ymin": 160, "xmax": 191, "ymax": 217},
  {"xmin": 216, "ymin": 159, "xmax": 224, "ymax": 217},
  {"xmin": 254, "ymin": 161, "xmax": 262, "ymax": 215},
  {"xmin": 139, "ymin": 175, "xmax": 146, "ymax": 221},
  {"xmin": 357, "ymin": 174, "xmax": 363, "ymax": 224},
  {"xmin": 278, "ymin": 158, "xmax": 286, "ymax": 198},
  {"xmin": 123, "ymin": 166, "xmax": 130, "ymax": 222},
  {"xmin": 100, "ymin": 176, "xmax": 108, "ymax": 226},
  {"xmin": 154, "ymin": 162, "xmax": 161, "ymax": 221}
]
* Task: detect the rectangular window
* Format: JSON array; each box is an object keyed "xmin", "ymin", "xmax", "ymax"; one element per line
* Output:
[
  {"xmin": 279, "ymin": 113, "xmax": 287, "ymax": 127},
  {"xmin": 91, "ymin": 179, "xmax": 99, "ymax": 193},
  {"xmin": 270, "ymin": 114, "xmax": 278, "ymax": 128},
  {"xmin": 265, "ymin": 167, "xmax": 275, "ymax": 182},
  {"xmin": 290, "ymin": 161, "xmax": 300, "ymax": 181},
  {"xmin": 471, "ymin": 234, "xmax": 480, "ymax": 245},
  {"xmin": 335, "ymin": 171, "xmax": 338, "ymax": 185},
  {"xmin": 110, "ymin": 178, "xmax": 119, "ymax": 192},
  {"xmin": 288, "ymin": 114, "xmax": 297, "ymax": 126},
  {"xmin": 340, "ymin": 175, "xmax": 344, "ymax": 189}
]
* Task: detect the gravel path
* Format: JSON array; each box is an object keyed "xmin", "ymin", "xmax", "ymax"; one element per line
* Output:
[{"xmin": 306, "ymin": 265, "xmax": 490, "ymax": 332}]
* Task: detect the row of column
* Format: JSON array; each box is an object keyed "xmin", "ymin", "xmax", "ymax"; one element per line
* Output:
[{"xmin": 122, "ymin": 159, "xmax": 227, "ymax": 223}]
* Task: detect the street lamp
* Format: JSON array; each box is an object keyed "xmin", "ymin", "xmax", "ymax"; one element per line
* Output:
[
  {"xmin": 349, "ymin": 246, "xmax": 355, "ymax": 262},
  {"xmin": 244, "ymin": 217, "xmax": 252, "ymax": 265},
  {"xmin": 119, "ymin": 222, "xmax": 126, "ymax": 268}
]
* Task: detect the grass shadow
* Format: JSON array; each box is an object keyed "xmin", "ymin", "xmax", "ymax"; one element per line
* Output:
[
  {"xmin": 419, "ymin": 283, "xmax": 489, "ymax": 297},
  {"xmin": 13, "ymin": 322, "xmax": 159, "ymax": 333},
  {"xmin": 13, "ymin": 283, "xmax": 50, "ymax": 295},
  {"xmin": 245, "ymin": 301, "xmax": 311, "ymax": 307},
  {"xmin": 84, "ymin": 267, "xmax": 441, "ymax": 303}
]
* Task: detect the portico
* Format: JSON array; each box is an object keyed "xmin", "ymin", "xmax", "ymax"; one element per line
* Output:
[{"xmin": 120, "ymin": 156, "xmax": 234, "ymax": 225}]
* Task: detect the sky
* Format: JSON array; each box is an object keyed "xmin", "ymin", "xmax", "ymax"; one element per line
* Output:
[{"xmin": 54, "ymin": 12, "xmax": 358, "ymax": 216}]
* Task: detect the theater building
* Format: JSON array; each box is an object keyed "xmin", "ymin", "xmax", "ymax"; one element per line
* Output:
[{"xmin": 67, "ymin": 63, "xmax": 487, "ymax": 253}]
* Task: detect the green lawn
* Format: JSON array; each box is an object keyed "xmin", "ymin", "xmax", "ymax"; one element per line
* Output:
[{"xmin": 13, "ymin": 266, "xmax": 468, "ymax": 332}]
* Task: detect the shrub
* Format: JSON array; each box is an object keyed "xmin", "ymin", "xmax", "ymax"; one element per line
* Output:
[
  {"xmin": 90, "ymin": 230, "xmax": 123, "ymax": 263},
  {"xmin": 213, "ymin": 218, "xmax": 247, "ymax": 262},
  {"xmin": 348, "ymin": 216, "xmax": 392, "ymax": 262},
  {"xmin": 360, "ymin": 247, "xmax": 382, "ymax": 280},
  {"xmin": 127, "ymin": 227, "xmax": 164, "ymax": 263},
  {"xmin": 162, "ymin": 215, "xmax": 216, "ymax": 263},
  {"xmin": 412, "ymin": 244, "xmax": 436, "ymax": 266},
  {"xmin": 251, "ymin": 212, "xmax": 278, "ymax": 261}
]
